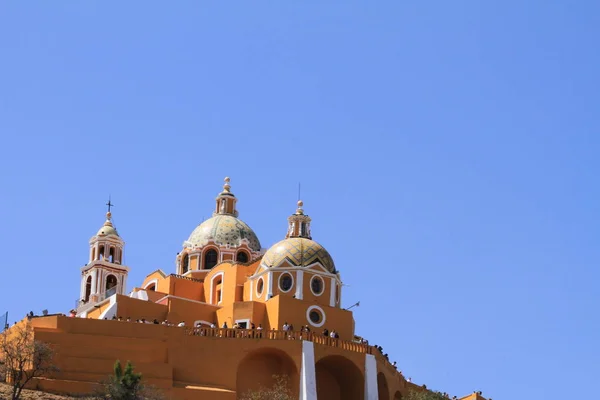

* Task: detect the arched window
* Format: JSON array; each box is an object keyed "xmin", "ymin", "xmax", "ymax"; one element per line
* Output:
[
  {"xmin": 98, "ymin": 245, "xmax": 105, "ymax": 260},
  {"xmin": 236, "ymin": 251, "xmax": 249, "ymax": 263},
  {"xmin": 106, "ymin": 275, "xmax": 118, "ymax": 292},
  {"xmin": 147, "ymin": 284, "xmax": 156, "ymax": 291},
  {"xmin": 204, "ymin": 249, "xmax": 218, "ymax": 270},
  {"xmin": 109, "ymin": 247, "xmax": 115, "ymax": 263},
  {"xmin": 182, "ymin": 254, "xmax": 190, "ymax": 274},
  {"xmin": 84, "ymin": 276, "xmax": 92, "ymax": 302}
]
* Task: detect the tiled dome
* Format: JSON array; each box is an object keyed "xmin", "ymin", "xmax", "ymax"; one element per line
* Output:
[
  {"xmin": 260, "ymin": 237, "xmax": 335, "ymax": 273},
  {"xmin": 186, "ymin": 215, "xmax": 261, "ymax": 251}
]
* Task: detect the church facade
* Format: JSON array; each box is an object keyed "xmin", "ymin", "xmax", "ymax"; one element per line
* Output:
[{"xmin": 19, "ymin": 178, "xmax": 488, "ymax": 400}]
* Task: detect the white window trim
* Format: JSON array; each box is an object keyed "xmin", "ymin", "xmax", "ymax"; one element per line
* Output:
[
  {"xmin": 256, "ymin": 276, "xmax": 265, "ymax": 298},
  {"xmin": 306, "ymin": 305, "xmax": 326, "ymax": 328},
  {"xmin": 210, "ymin": 272, "xmax": 225, "ymax": 304},
  {"xmin": 278, "ymin": 272, "xmax": 294, "ymax": 293},
  {"xmin": 330, "ymin": 277, "xmax": 338, "ymax": 307},
  {"xmin": 309, "ymin": 274, "xmax": 325, "ymax": 297},
  {"xmin": 144, "ymin": 279, "xmax": 158, "ymax": 290},
  {"xmin": 235, "ymin": 318, "xmax": 251, "ymax": 328}
]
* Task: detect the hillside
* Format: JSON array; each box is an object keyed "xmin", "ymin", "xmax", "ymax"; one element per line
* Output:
[{"xmin": 0, "ymin": 384, "xmax": 78, "ymax": 400}]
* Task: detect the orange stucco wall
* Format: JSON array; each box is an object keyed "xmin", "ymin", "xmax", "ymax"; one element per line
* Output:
[
  {"xmin": 114, "ymin": 294, "xmax": 168, "ymax": 321},
  {"xmin": 168, "ymin": 276, "xmax": 204, "ymax": 302},
  {"xmin": 26, "ymin": 315, "xmax": 467, "ymax": 400},
  {"xmin": 165, "ymin": 296, "xmax": 219, "ymax": 326}
]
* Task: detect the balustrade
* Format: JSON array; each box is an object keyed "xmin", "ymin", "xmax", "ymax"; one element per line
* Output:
[{"xmin": 183, "ymin": 327, "xmax": 373, "ymax": 354}]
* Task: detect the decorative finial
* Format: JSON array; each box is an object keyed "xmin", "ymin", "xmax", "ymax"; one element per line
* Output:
[
  {"xmin": 296, "ymin": 200, "xmax": 304, "ymax": 214},
  {"xmin": 223, "ymin": 177, "xmax": 231, "ymax": 192}
]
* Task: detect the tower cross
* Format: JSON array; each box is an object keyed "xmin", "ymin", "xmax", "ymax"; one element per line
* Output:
[{"xmin": 106, "ymin": 197, "xmax": 114, "ymax": 213}]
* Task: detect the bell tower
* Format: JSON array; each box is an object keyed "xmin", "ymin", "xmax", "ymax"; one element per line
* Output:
[{"xmin": 77, "ymin": 199, "xmax": 130, "ymax": 311}]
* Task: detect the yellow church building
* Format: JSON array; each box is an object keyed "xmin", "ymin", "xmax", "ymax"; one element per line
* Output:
[{"xmin": 16, "ymin": 178, "xmax": 489, "ymax": 400}]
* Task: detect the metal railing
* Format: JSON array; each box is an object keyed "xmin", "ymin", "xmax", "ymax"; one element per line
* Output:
[
  {"xmin": 184, "ymin": 327, "xmax": 373, "ymax": 354},
  {"xmin": 98, "ymin": 286, "xmax": 118, "ymax": 302}
]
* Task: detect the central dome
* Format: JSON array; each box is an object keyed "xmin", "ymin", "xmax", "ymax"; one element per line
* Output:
[
  {"xmin": 261, "ymin": 237, "xmax": 336, "ymax": 273},
  {"xmin": 186, "ymin": 215, "xmax": 261, "ymax": 251}
]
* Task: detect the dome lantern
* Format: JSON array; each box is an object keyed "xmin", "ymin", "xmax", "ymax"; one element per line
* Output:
[
  {"xmin": 214, "ymin": 177, "xmax": 238, "ymax": 217},
  {"xmin": 286, "ymin": 200, "xmax": 312, "ymax": 239}
]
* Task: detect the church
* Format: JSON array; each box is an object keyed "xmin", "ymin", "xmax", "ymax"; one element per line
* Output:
[{"xmin": 18, "ymin": 178, "xmax": 488, "ymax": 400}]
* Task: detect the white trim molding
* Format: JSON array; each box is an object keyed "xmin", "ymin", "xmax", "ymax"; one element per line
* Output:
[
  {"xmin": 300, "ymin": 340, "xmax": 317, "ymax": 400},
  {"xmin": 144, "ymin": 279, "xmax": 158, "ymax": 290},
  {"xmin": 267, "ymin": 271, "xmax": 274, "ymax": 299},
  {"xmin": 295, "ymin": 270, "xmax": 304, "ymax": 300},
  {"xmin": 329, "ymin": 277, "xmax": 336, "ymax": 307},
  {"xmin": 365, "ymin": 353, "xmax": 378, "ymax": 400}
]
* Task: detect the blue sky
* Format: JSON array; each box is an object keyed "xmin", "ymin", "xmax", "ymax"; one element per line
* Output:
[{"xmin": 1, "ymin": 2, "xmax": 598, "ymax": 399}]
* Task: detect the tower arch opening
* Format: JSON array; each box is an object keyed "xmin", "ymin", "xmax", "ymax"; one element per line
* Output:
[
  {"xmin": 316, "ymin": 355, "xmax": 364, "ymax": 400},
  {"xmin": 394, "ymin": 391, "xmax": 403, "ymax": 400},
  {"xmin": 106, "ymin": 274, "xmax": 118, "ymax": 293},
  {"xmin": 236, "ymin": 348, "xmax": 298, "ymax": 398},
  {"xmin": 84, "ymin": 276, "xmax": 92, "ymax": 302}
]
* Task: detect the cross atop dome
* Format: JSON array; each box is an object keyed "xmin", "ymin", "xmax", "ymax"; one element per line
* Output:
[
  {"xmin": 106, "ymin": 196, "xmax": 114, "ymax": 213},
  {"xmin": 98, "ymin": 198, "xmax": 119, "ymax": 237}
]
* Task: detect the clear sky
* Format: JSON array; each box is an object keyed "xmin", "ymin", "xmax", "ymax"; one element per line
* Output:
[{"xmin": 1, "ymin": 2, "xmax": 598, "ymax": 399}]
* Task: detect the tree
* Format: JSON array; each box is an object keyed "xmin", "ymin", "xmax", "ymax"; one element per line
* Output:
[
  {"xmin": 405, "ymin": 388, "xmax": 449, "ymax": 400},
  {"xmin": 94, "ymin": 360, "xmax": 163, "ymax": 400},
  {"xmin": 0, "ymin": 323, "xmax": 58, "ymax": 400},
  {"xmin": 240, "ymin": 375, "xmax": 294, "ymax": 400}
]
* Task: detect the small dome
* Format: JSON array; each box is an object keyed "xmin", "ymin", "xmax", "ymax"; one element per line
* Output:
[
  {"xmin": 96, "ymin": 212, "xmax": 119, "ymax": 237},
  {"xmin": 261, "ymin": 237, "xmax": 335, "ymax": 273},
  {"xmin": 187, "ymin": 215, "xmax": 261, "ymax": 251},
  {"xmin": 97, "ymin": 224, "xmax": 119, "ymax": 237}
]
